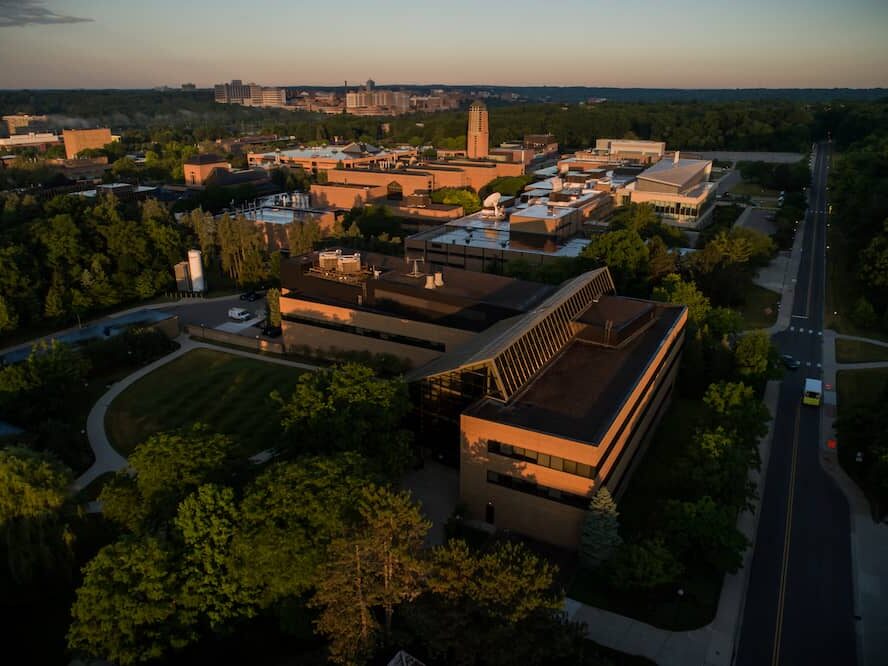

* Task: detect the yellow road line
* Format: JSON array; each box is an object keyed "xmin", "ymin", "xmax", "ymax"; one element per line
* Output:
[{"xmin": 772, "ymin": 405, "xmax": 801, "ymax": 666}]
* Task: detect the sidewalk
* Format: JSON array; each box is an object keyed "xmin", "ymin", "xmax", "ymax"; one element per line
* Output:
[
  {"xmin": 763, "ymin": 213, "xmax": 807, "ymax": 335},
  {"xmin": 820, "ymin": 329, "xmax": 888, "ymax": 666},
  {"xmin": 566, "ymin": 379, "xmax": 781, "ymax": 666},
  {"xmin": 73, "ymin": 336, "xmax": 319, "ymax": 490}
]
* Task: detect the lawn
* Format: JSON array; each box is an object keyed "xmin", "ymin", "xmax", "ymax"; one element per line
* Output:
[
  {"xmin": 835, "ymin": 339, "xmax": 888, "ymax": 364},
  {"xmin": 836, "ymin": 368, "xmax": 888, "ymax": 414},
  {"xmin": 736, "ymin": 283, "xmax": 780, "ymax": 329},
  {"xmin": 105, "ymin": 349, "xmax": 308, "ymax": 456},
  {"xmin": 728, "ymin": 182, "xmax": 780, "ymax": 198},
  {"xmin": 567, "ymin": 398, "xmax": 723, "ymax": 630}
]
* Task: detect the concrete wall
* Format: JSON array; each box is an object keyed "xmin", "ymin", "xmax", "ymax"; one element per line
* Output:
[{"xmin": 63, "ymin": 128, "xmax": 112, "ymax": 160}]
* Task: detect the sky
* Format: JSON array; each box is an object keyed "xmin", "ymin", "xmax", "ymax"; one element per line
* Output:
[{"xmin": 0, "ymin": 0, "xmax": 886, "ymax": 89}]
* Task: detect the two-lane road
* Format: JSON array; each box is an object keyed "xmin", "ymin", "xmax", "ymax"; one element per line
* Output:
[{"xmin": 736, "ymin": 142, "xmax": 856, "ymax": 666}]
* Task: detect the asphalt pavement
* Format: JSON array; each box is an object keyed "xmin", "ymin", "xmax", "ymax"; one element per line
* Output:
[{"xmin": 736, "ymin": 142, "xmax": 856, "ymax": 665}]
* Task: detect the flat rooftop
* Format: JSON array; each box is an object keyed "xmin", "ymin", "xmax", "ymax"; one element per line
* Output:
[
  {"xmin": 409, "ymin": 222, "xmax": 591, "ymax": 257},
  {"xmin": 466, "ymin": 304, "xmax": 684, "ymax": 444}
]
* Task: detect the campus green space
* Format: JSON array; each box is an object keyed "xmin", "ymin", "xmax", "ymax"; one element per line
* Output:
[
  {"xmin": 728, "ymin": 182, "xmax": 780, "ymax": 198},
  {"xmin": 568, "ymin": 399, "xmax": 722, "ymax": 631},
  {"xmin": 105, "ymin": 349, "xmax": 306, "ymax": 456},
  {"xmin": 835, "ymin": 339, "xmax": 888, "ymax": 364},
  {"xmin": 737, "ymin": 284, "xmax": 779, "ymax": 330},
  {"xmin": 837, "ymin": 367, "xmax": 888, "ymax": 413}
]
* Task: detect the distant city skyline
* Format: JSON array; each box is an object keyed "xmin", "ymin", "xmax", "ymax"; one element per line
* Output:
[{"xmin": 1, "ymin": 0, "xmax": 887, "ymax": 89}]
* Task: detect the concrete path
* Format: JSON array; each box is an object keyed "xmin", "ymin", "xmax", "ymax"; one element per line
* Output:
[
  {"xmin": 763, "ymin": 211, "xmax": 807, "ymax": 335},
  {"xmin": 73, "ymin": 335, "xmax": 318, "ymax": 491},
  {"xmin": 819, "ymin": 329, "xmax": 888, "ymax": 666},
  {"xmin": 566, "ymin": 381, "xmax": 781, "ymax": 665}
]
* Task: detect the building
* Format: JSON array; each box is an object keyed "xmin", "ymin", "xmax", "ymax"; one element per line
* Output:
[
  {"xmin": 62, "ymin": 128, "xmax": 113, "ymax": 159},
  {"xmin": 184, "ymin": 153, "xmax": 231, "ymax": 187},
  {"xmin": 345, "ymin": 79, "xmax": 412, "ymax": 115},
  {"xmin": 467, "ymin": 101, "xmax": 489, "ymax": 159},
  {"xmin": 248, "ymin": 143, "xmax": 417, "ymax": 175},
  {"xmin": 0, "ymin": 132, "xmax": 61, "ymax": 151},
  {"xmin": 214, "ymin": 79, "xmax": 255, "ymax": 104},
  {"xmin": 594, "ymin": 139, "xmax": 666, "ymax": 165},
  {"xmin": 409, "ymin": 269, "xmax": 687, "ymax": 548},
  {"xmin": 181, "ymin": 83, "xmax": 197, "ymax": 91},
  {"xmin": 620, "ymin": 152, "xmax": 717, "ymax": 229},
  {"xmin": 3, "ymin": 114, "xmax": 49, "ymax": 136},
  {"xmin": 405, "ymin": 173, "xmax": 614, "ymax": 272},
  {"xmin": 278, "ymin": 249, "xmax": 556, "ymax": 367}
]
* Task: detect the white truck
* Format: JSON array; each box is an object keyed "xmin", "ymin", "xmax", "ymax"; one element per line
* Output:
[{"xmin": 228, "ymin": 307, "xmax": 252, "ymax": 322}]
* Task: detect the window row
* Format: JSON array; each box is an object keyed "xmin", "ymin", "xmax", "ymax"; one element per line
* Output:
[{"xmin": 487, "ymin": 440, "xmax": 596, "ymax": 479}]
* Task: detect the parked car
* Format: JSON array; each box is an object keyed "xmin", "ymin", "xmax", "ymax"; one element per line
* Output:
[
  {"xmin": 239, "ymin": 291, "xmax": 263, "ymax": 302},
  {"xmin": 781, "ymin": 354, "xmax": 801, "ymax": 370},
  {"xmin": 228, "ymin": 307, "xmax": 252, "ymax": 322}
]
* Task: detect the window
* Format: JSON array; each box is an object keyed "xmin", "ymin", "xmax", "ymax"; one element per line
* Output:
[{"xmin": 486, "ymin": 441, "xmax": 595, "ymax": 479}]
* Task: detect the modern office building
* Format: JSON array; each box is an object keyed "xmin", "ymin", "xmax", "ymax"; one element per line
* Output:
[
  {"xmin": 619, "ymin": 152, "xmax": 717, "ymax": 229},
  {"xmin": 278, "ymin": 249, "xmax": 555, "ymax": 367},
  {"xmin": 62, "ymin": 128, "xmax": 113, "ymax": 159},
  {"xmin": 409, "ymin": 269, "xmax": 687, "ymax": 549},
  {"xmin": 467, "ymin": 101, "xmax": 490, "ymax": 159}
]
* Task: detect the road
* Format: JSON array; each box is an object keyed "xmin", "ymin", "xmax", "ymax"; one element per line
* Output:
[{"xmin": 736, "ymin": 142, "xmax": 856, "ymax": 665}]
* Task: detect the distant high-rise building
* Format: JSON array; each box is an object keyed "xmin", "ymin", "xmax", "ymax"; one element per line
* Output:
[{"xmin": 467, "ymin": 101, "xmax": 489, "ymax": 159}]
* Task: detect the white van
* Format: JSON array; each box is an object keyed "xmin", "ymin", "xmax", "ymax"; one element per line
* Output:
[{"xmin": 228, "ymin": 307, "xmax": 252, "ymax": 322}]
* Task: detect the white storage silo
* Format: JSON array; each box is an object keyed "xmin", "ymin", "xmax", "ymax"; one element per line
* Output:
[{"xmin": 187, "ymin": 249, "xmax": 206, "ymax": 292}]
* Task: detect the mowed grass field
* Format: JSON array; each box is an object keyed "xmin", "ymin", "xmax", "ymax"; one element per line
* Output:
[
  {"xmin": 106, "ymin": 349, "xmax": 308, "ymax": 456},
  {"xmin": 835, "ymin": 339, "xmax": 888, "ymax": 364}
]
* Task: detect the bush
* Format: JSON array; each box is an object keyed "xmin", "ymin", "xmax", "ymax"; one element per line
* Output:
[{"xmin": 851, "ymin": 297, "xmax": 878, "ymax": 330}]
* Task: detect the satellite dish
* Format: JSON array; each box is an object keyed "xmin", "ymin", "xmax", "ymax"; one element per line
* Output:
[{"xmin": 483, "ymin": 192, "xmax": 502, "ymax": 208}]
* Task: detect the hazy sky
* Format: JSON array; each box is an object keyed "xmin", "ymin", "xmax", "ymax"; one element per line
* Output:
[{"xmin": 1, "ymin": 0, "xmax": 886, "ymax": 88}]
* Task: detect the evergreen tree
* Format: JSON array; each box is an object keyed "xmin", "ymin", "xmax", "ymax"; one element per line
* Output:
[{"xmin": 579, "ymin": 487, "xmax": 622, "ymax": 569}]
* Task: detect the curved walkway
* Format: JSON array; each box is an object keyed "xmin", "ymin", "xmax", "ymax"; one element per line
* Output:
[{"xmin": 73, "ymin": 335, "xmax": 318, "ymax": 490}]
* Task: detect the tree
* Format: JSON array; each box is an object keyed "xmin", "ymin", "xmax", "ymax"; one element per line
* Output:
[
  {"xmin": 430, "ymin": 188, "xmax": 481, "ymax": 214},
  {"xmin": 0, "ymin": 447, "xmax": 74, "ymax": 583},
  {"xmin": 100, "ymin": 424, "xmax": 240, "ymax": 530},
  {"xmin": 0, "ymin": 295, "xmax": 18, "ymax": 333},
  {"xmin": 663, "ymin": 496, "xmax": 749, "ymax": 573},
  {"xmin": 287, "ymin": 217, "xmax": 322, "ymax": 255},
  {"xmin": 266, "ymin": 287, "xmax": 281, "ymax": 328},
  {"xmin": 273, "ymin": 363, "xmax": 412, "ymax": 473},
  {"xmin": 68, "ymin": 537, "xmax": 195, "ymax": 665},
  {"xmin": 582, "ymin": 229, "xmax": 650, "ymax": 294},
  {"xmin": 733, "ymin": 330, "xmax": 777, "ymax": 382},
  {"xmin": 579, "ymin": 487, "xmax": 622, "ymax": 569},
  {"xmin": 648, "ymin": 235, "xmax": 677, "ymax": 281},
  {"xmin": 652, "ymin": 273, "xmax": 711, "ymax": 326},
  {"xmin": 609, "ymin": 538, "xmax": 683, "ymax": 590},
  {"xmin": 311, "ymin": 485, "xmax": 429, "ymax": 663},
  {"xmin": 235, "ymin": 454, "xmax": 371, "ymax": 605},
  {"xmin": 703, "ymin": 381, "xmax": 769, "ymax": 452},
  {"xmin": 175, "ymin": 484, "xmax": 258, "ymax": 629},
  {"xmin": 408, "ymin": 539, "xmax": 566, "ymax": 666}
]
